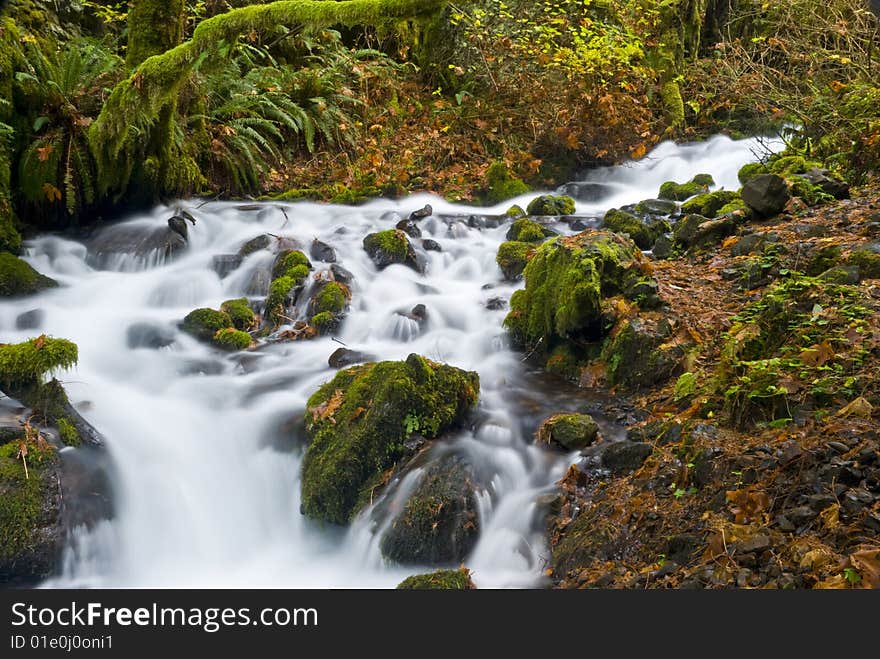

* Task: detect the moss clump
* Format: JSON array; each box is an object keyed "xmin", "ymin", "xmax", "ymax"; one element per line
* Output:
[
  {"xmin": 658, "ymin": 177, "xmax": 708, "ymax": 201},
  {"xmin": 265, "ymin": 261, "xmax": 311, "ymax": 326},
  {"xmin": 485, "ymin": 162, "xmax": 530, "ymax": 204},
  {"xmin": 0, "ymin": 337, "xmax": 78, "ymax": 391},
  {"xmin": 738, "ymin": 162, "xmax": 768, "ymax": 185},
  {"xmin": 717, "ymin": 199, "xmax": 750, "ymax": 217},
  {"xmin": 691, "ymin": 173, "xmax": 715, "ymax": 187},
  {"xmin": 787, "ymin": 177, "xmax": 834, "ymax": 207},
  {"xmin": 56, "ymin": 417, "xmax": 80, "ymax": 447},
  {"xmin": 0, "ymin": 435, "xmax": 59, "ymax": 576},
  {"xmin": 396, "ymin": 568, "xmax": 475, "ymax": 590},
  {"xmin": 505, "ymin": 204, "xmax": 526, "ymax": 218},
  {"xmin": 805, "ymin": 244, "xmax": 842, "ymax": 276},
  {"xmin": 212, "ymin": 327, "xmax": 252, "ymax": 351},
  {"xmin": 767, "ymin": 155, "xmax": 822, "ymax": 176},
  {"xmin": 363, "ymin": 229, "xmax": 416, "ymax": 269},
  {"xmin": 526, "ymin": 195, "xmax": 575, "ymax": 216},
  {"xmin": 301, "ymin": 354, "xmax": 480, "ymax": 525},
  {"xmin": 536, "ymin": 414, "xmax": 600, "ymax": 451},
  {"xmin": 0, "ymin": 214, "xmax": 21, "ymax": 255},
  {"xmin": 271, "ymin": 250, "xmax": 311, "ymax": 280},
  {"xmin": 602, "ymin": 208, "xmax": 669, "ymax": 250},
  {"xmin": 0, "ymin": 253, "xmax": 57, "ymax": 297},
  {"xmin": 220, "ymin": 298, "xmax": 256, "ymax": 331},
  {"xmin": 680, "ymin": 191, "xmax": 741, "ymax": 219},
  {"xmin": 310, "ymin": 311, "xmax": 338, "ymax": 334},
  {"xmin": 181, "ymin": 308, "xmax": 233, "ymax": 341},
  {"xmin": 506, "ymin": 218, "xmax": 555, "ymax": 243},
  {"xmin": 496, "ymin": 241, "xmax": 535, "ymax": 281},
  {"xmin": 600, "ymin": 316, "xmax": 687, "ymax": 389},
  {"xmin": 313, "ymin": 282, "xmax": 350, "ymax": 315},
  {"xmin": 504, "ymin": 231, "xmax": 654, "ymax": 354},
  {"xmin": 545, "ymin": 344, "xmax": 585, "ymax": 380},
  {"xmin": 846, "ymin": 248, "xmax": 880, "ymax": 279}
]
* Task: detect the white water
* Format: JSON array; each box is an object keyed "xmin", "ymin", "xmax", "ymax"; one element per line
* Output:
[{"xmin": 0, "ymin": 134, "xmax": 781, "ymax": 588}]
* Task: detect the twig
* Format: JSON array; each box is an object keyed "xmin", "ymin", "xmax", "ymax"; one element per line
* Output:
[
  {"xmin": 521, "ymin": 337, "xmax": 543, "ymax": 363},
  {"xmin": 331, "ymin": 337, "xmax": 349, "ymax": 348}
]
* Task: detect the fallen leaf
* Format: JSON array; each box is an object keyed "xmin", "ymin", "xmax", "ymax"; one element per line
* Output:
[
  {"xmin": 42, "ymin": 183, "xmax": 61, "ymax": 203},
  {"xmin": 36, "ymin": 144, "xmax": 54, "ymax": 162},
  {"xmin": 799, "ymin": 340, "xmax": 834, "ymax": 367},
  {"xmin": 34, "ymin": 334, "xmax": 46, "ymax": 350},
  {"xmin": 836, "ymin": 397, "xmax": 873, "ymax": 419},
  {"xmin": 848, "ymin": 548, "xmax": 880, "ymax": 589}
]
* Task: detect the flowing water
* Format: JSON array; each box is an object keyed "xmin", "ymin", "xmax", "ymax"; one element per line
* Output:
[{"xmin": 0, "ymin": 134, "xmax": 782, "ymax": 588}]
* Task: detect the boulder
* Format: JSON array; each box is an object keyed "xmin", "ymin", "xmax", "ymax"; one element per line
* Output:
[
  {"xmin": 496, "ymin": 241, "xmax": 535, "ymax": 281},
  {"xmin": 328, "ymin": 348, "xmax": 375, "ymax": 369},
  {"xmin": 126, "ymin": 322, "xmax": 176, "ymax": 349},
  {"xmin": 211, "ymin": 254, "xmax": 242, "ymax": 279},
  {"xmin": 526, "ymin": 195, "xmax": 575, "ymax": 216},
  {"xmin": 0, "ymin": 253, "xmax": 57, "ymax": 297},
  {"xmin": 601, "ymin": 441, "xmax": 653, "ymax": 474},
  {"xmin": 536, "ymin": 414, "xmax": 600, "ymax": 451},
  {"xmin": 395, "ymin": 218, "xmax": 422, "ymax": 239},
  {"xmin": 603, "ymin": 208, "xmax": 670, "ymax": 250},
  {"xmin": 506, "ymin": 218, "xmax": 557, "ymax": 243},
  {"xmin": 363, "ymin": 230, "xmax": 420, "ymax": 271},
  {"xmin": 15, "ymin": 309, "xmax": 45, "ymax": 330},
  {"xmin": 238, "ymin": 234, "xmax": 272, "ymax": 257},
  {"xmin": 601, "ymin": 316, "xmax": 689, "ymax": 389},
  {"xmin": 309, "ymin": 239, "xmax": 337, "ymax": 263},
  {"xmin": 396, "ymin": 568, "xmax": 475, "ymax": 589},
  {"xmin": 741, "ymin": 174, "xmax": 790, "ymax": 218}
]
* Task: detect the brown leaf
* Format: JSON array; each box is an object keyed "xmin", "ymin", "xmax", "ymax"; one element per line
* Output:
[
  {"xmin": 848, "ymin": 549, "xmax": 880, "ymax": 589},
  {"xmin": 726, "ymin": 488, "xmax": 770, "ymax": 525},
  {"xmin": 33, "ymin": 334, "xmax": 46, "ymax": 350},
  {"xmin": 36, "ymin": 145, "xmax": 54, "ymax": 162},
  {"xmin": 16, "ymin": 441, "xmax": 27, "ymax": 460},
  {"xmin": 836, "ymin": 397, "xmax": 873, "ymax": 419},
  {"xmin": 308, "ymin": 389, "xmax": 344, "ymax": 424},
  {"xmin": 799, "ymin": 340, "xmax": 834, "ymax": 367},
  {"xmin": 42, "ymin": 183, "xmax": 61, "ymax": 202}
]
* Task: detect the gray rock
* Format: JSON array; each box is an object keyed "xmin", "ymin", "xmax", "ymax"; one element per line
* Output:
[
  {"xmin": 330, "ymin": 263, "xmax": 355, "ymax": 285},
  {"xmin": 328, "ymin": 348, "xmax": 374, "ymax": 369},
  {"xmin": 15, "ymin": 309, "xmax": 44, "ymax": 330},
  {"xmin": 126, "ymin": 322, "xmax": 176, "ymax": 349},
  {"xmin": 396, "ymin": 218, "xmax": 422, "ymax": 239},
  {"xmin": 741, "ymin": 174, "xmax": 790, "ymax": 218},
  {"xmin": 211, "ymin": 254, "xmax": 242, "ymax": 279},
  {"xmin": 421, "ymin": 239, "xmax": 442, "ymax": 252},
  {"xmin": 310, "ymin": 239, "xmax": 337, "ymax": 263},
  {"xmin": 238, "ymin": 234, "xmax": 272, "ymax": 258},
  {"xmin": 601, "ymin": 441, "xmax": 653, "ymax": 474}
]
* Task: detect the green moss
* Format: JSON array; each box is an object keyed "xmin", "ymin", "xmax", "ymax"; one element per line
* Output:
[
  {"xmin": 526, "ymin": 195, "xmax": 575, "ymax": 216},
  {"xmin": 503, "ymin": 231, "xmax": 653, "ymax": 354},
  {"xmin": 680, "ymin": 191, "xmax": 741, "ymax": 218},
  {"xmin": 787, "ymin": 177, "xmax": 834, "ymax": 206},
  {"xmin": 657, "ymin": 180, "xmax": 706, "ymax": 201},
  {"xmin": 0, "ymin": 436, "xmax": 58, "ymax": 570},
  {"xmin": 485, "ymin": 162, "xmax": 531, "ymax": 204},
  {"xmin": 301, "ymin": 354, "xmax": 480, "ymax": 524},
  {"xmin": 717, "ymin": 199, "xmax": 750, "ymax": 217},
  {"xmin": 600, "ymin": 317, "xmax": 686, "ymax": 389},
  {"xmin": 805, "ymin": 245, "xmax": 842, "ymax": 276},
  {"xmin": 506, "ymin": 218, "xmax": 554, "ymax": 243},
  {"xmin": 212, "ymin": 327, "xmax": 252, "ymax": 351},
  {"xmin": 363, "ymin": 229, "xmax": 411, "ymax": 262},
  {"xmin": 56, "ymin": 417, "xmax": 80, "ymax": 447},
  {"xmin": 313, "ymin": 282, "xmax": 349, "ymax": 314},
  {"xmin": 738, "ymin": 162, "xmax": 768, "ymax": 186},
  {"xmin": 496, "ymin": 241, "xmax": 535, "ymax": 281},
  {"xmin": 545, "ymin": 344, "xmax": 584, "ymax": 380},
  {"xmin": 271, "ymin": 250, "xmax": 312, "ymax": 280},
  {"xmin": 846, "ymin": 248, "xmax": 880, "ymax": 279},
  {"xmin": 603, "ymin": 208, "xmax": 669, "ymax": 250},
  {"xmin": 266, "ymin": 276, "xmax": 294, "ymax": 325},
  {"xmin": 505, "ymin": 204, "xmax": 526, "ymax": 218},
  {"xmin": 220, "ymin": 298, "xmax": 256, "ymax": 331},
  {"xmin": 536, "ymin": 413, "xmax": 599, "ymax": 451},
  {"xmin": 661, "ymin": 79, "xmax": 685, "ymax": 128},
  {"xmin": 0, "ymin": 337, "xmax": 78, "ymax": 390},
  {"xmin": 125, "ymin": 0, "xmax": 185, "ymax": 67},
  {"xmin": 181, "ymin": 308, "xmax": 233, "ymax": 341},
  {"xmin": 310, "ymin": 311, "xmax": 336, "ymax": 334},
  {"xmin": 691, "ymin": 174, "xmax": 715, "ymax": 187},
  {"xmin": 396, "ymin": 568, "xmax": 475, "ymax": 590},
  {"xmin": 767, "ymin": 155, "xmax": 821, "ymax": 176},
  {"xmin": 0, "ymin": 253, "xmax": 58, "ymax": 297}
]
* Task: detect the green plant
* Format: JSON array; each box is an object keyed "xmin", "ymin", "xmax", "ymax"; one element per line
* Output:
[
  {"xmin": 404, "ymin": 413, "xmax": 422, "ymax": 435},
  {"xmin": 843, "ymin": 567, "xmax": 861, "ymax": 587}
]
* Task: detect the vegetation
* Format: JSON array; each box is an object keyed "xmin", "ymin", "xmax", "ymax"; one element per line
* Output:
[{"xmin": 396, "ymin": 567, "xmax": 475, "ymax": 589}]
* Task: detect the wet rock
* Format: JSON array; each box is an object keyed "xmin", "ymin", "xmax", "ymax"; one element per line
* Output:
[
  {"xmin": 0, "ymin": 254, "xmax": 58, "ymax": 296},
  {"xmin": 526, "ymin": 195, "xmax": 576, "ymax": 216},
  {"xmin": 600, "ymin": 441, "xmax": 653, "ymax": 474},
  {"xmin": 126, "ymin": 322, "xmax": 176, "ymax": 349},
  {"xmin": 635, "ymin": 199, "xmax": 677, "ymax": 216},
  {"xmin": 601, "ymin": 317, "xmax": 689, "ymax": 389},
  {"xmin": 603, "ymin": 208, "xmax": 671, "ymax": 250},
  {"xmin": 15, "ymin": 309, "xmax": 44, "ymax": 330},
  {"xmin": 86, "ymin": 224, "xmax": 187, "ymax": 272},
  {"xmin": 408, "ymin": 204, "xmax": 433, "ymax": 221},
  {"xmin": 421, "ymin": 239, "xmax": 442, "ymax": 252},
  {"xmin": 395, "ymin": 219, "xmax": 422, "ymax": 239},
  {"xmin": 309, "ymin": 239, "xmax": 337, "ymax": 263},
  {"xmin": 396, "ymin": 568, "xmax": 475, "ymax": 590},
  {"xmin": 167, "ymin": 214, "xmax": 193, "ymax": 241},
  {"xmin": 409, "ymin": 304, "xmax": 427, "ymax": 323},
  {"xmin": 556, "ymin": 182, "xmax": 613, "ymax": 202},
  {"xmin": 496, "ymin": 241, "xmax": 535, "ymax": 281},
  {"xmin": 486, "ymin": 297, "xmax": 507, "ymax": 311},
  {"xmin": 211, "ymin": 254, "xmax": 242, "ymax": 279},
  {"xmin": 741, "ymin": 174, "xmax": 790, "ymax": 218},
  {"xmin": 363, "ymin": 230, "xmax": 421, "ymax": 272},
  {"xmin": 238, "ymin": 234, "xmax": 272, "ymax": 258},
  {"xmin": 651, "ymin": 234, "xmax": 674, "ymax": 259},
  {"xmin": 536, "ymin": 414, "xmax": 600, "ymax": 451},
  {"xmin": 329, "ymin": 263, "xmax": 355, "ymax": 285},
  {"xmin": 380, "ymin": 454, "xmax": 479, "ymax": 565}
]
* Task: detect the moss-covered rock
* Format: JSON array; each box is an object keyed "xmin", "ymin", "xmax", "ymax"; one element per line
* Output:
[
  {"xmin": 690, "ymin": 174, "xmax": 715, "ymax": 187},
  {"xmin": 311, "ymin": 281, "xmax": 350, "ymax": 315},
  {"xmin": 0, "ymin": 434, "xmax": 61, "ymax": 585},
  {"xmin": 787, "ymin": 177, "xmax": 834, "ymax": 207},
  {"xmin": 363, "ymin": 229, "xmax": 419, "ymax": 271},
  {"xmin": 846, "ymin": 246, "xmax": 880, "ymax": 279},
  {"xmin": 0, "ymin": 253, "xmax": 57, "ymax": 297},
  {"xmin": 496, "ymin": 240, "xmax": 535, "ymax": 281},
  {"xmin": 767, "ymin": 155, "xmax": 821, "ymax": 177},
  {"xmin": 680, "ymin": 190, "xmax": 741, "ymax": 219},
  {"xmin": 380, "ymin": 454, "xmax": 479, "ymax": 565},
  {"xmin": 310, "ymin": 311, "xmax": 339, "ymax": 335},
  {"xmin": 301, "ymin": 354, "xmax": 480, "ymax": 525},
  {"xmin": 658, "ymin": 176, "xmax": 710, "ymax": 201},
  {"xmin": 506, "ymin": 218, "xmax": 556, "ymax": 243},
  {"xmin": 0, "ymin": 337, "xmax": 78, "ymax": 391},
  {"xmin": 271, "ymin": 249, "xmax": 311, "ymax": 280},
  {"xmin": 602, "ymin": 208, "xmax": 670, "ymax": 250},
  {"xmin": 635, "ymin": 199, "xmax": 677, "ymax": 216},
  {"xmin": 601, "ymin": 316, "xmax": 689, "ymax": 389},
  {"xmin": 212, "ymin": 327, "xmax": 252, "ymax": 351},
  {"xmin": 504, "ymin": 231, "xmax": 658, "ymax": 354},
  {"xmin": 181, "ymin": 308, "xmax": 233, "ymax": 341},
  {"xmin": 536, "ymin": 414, "xmax": 600, "ymax": 451},
  {"xmin": 738, "ymin": 162, "xmax": 769, "ymax": 185},
  {"xmin": 526, "ymin": 195, "xmax": 575, "ymax": 216},
  {"xmin": 220, "ymin": 298, "xmax": 256, "ymax": 331},
  {"xmin": 741, "ymin": 174, "xmax": 790, "ymax": 218},
  {"xmin": 485, "ymin": 162, "xmax": 530, "ymax": 204},
  {"xmin": 396, "ymin": 567, "xmax": 475, "ymax": 590}
]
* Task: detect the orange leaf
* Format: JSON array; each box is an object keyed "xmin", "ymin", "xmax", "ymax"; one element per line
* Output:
[
  {"xmin": 36, "ymin": 145, "xmax": 54, "ymax": 162},
  {"xmin": 42, "ymin": 183, "xmax": 62, "ymax": 203},
  {"xmin": 34, "ymin": 334, "xmax": 46, "ymax": 350}
]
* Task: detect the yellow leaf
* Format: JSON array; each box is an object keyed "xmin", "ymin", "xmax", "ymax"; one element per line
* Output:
[
  {"xmin": 42, "ymin": 183, "xmax": 62, "ymax": 203},
  {"xmin": 836, "ymin": 397, "xmax": 873, "ymax": 419}
]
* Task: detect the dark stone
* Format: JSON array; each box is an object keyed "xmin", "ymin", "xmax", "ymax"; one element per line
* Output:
[
  {"xmin": 310, "ymin": 239, "xmax": 337, "ymax": 263},
  {"xmin": 794, "ymin": 168, "xmax": 850, "ymax": 200},
  {"xmin": 536, "ymin": 414, "xmax": 600, "ymax": 451},
  {"xmin": 363, "ymin": 230, "xmax": 421, "ymax": 272},
  {"xmin": 379, "ymin": 455, "xmax": 479, "ymax": 565},
  {"xmin": 86, "ymin": 225, "xmax": 187, "ymax": 271},
  {"xmin": 736, "ymin": 534, "xmax": 771, "ymax": 553},
  {"xmin": 15, "ymin": 309, "xmax": 44, "ymax": 330},
  {"xmin": 600, "ymin": 441, "xmax": 653, "ymax": 474},
  {"xmin": 818, "ymin": 265, "xmax": 860, "ymax": 285},
  {"xmin": 636, "ymin": 199, "xmax": 678, "ymax": 216},
  {"xmin": 665, "ymin": 533, "xmax": 702, "ymax": 565},
  {"xmin": 422, "ymin": 239, "xmax": 442, "ymax": 252},
  {"xmin": 211, "ymin": 254, "xmax": 242, "ymax": 279},
  {"xmin": 486, "ymin": 297, "xmax": 507, "ymax": 311},
  {"xmin": 741, "ymin": 174, "xmax": 790, "ymax": 218},
  {"xmin": 126, "ymin": 322, "xmax": 176, "ymax": 349},
  {"xmin": 775, "ymin": 515, "xmax": 795, "ymax": 532},
  {"xmin": 328, "ymin": 348, "xmax": 374, "ymax": 369},
  {"xmin": 396, "ymin": 219, "xmax": 422, "ymax": 239},
  {"xmin": 238, "ymin": 234, "xmax": 272, "ymax": 258},
  {"xmin": 409, "ymin": 304, "xmax": 427, "ymax": 323},
  {"xmin": 167, "ymin": 215, "xmax": 189, "ymax": 241},
  {"xmin": 787, "ymin": 505, "xmax": 818, "ymax": 524},
  {"xmin": 652, "ymin": 234, "xmax": 673, "ymax": 259},
  {"xmin": 730, "ymin": 233, "xmax": 765, "ymax": 256},
  {"xmin": 556, "ymin": 181, "xmax": 614, "ymax": 202},
  {"xmin": 330, "ymin": 264, "xmax": 355, "ymax": 285},
  {"xmin": 408, "ymin": 204, "xmax": 433, "ymax": 221}
]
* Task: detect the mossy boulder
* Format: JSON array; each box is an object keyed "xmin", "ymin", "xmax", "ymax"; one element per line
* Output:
[
  {"xmin": 787, "ymin": 177, "xmax": 835, "ymax": 207},
  {"xmin": 300, "ymin": 354, "xmax": 480, "ymax": 525},
  {"xmin": 0, "ymin": 434, "xmax": 61, "ymax": 585},
  {"xmin": 741, "ymin": 174, "xmax": 790, "ymax": 218},
  {"xmin": 220, "ymin": 298, "xmax": 256, "ymax": 331},
  {"xmin": 691, "ymin": 174, "xmax": 715, "ymax": 187},
  {"xmin": 311, "ymin": 281, "xmax": 350, "ymax": 315},
  {"xmin": 265, "ymin": 253, "xmax": 312, "ymax": 326},
  {"xmin": 212, "ymin": 328, "xmax": 252, "ymax": 351},
  {"xmin": 635, "ymin": 199, "xmax": 677, "ymax": 216},
  {"xmin": 0, "ymin": 253, "xmax": 57, "ymax": 297},
  {"xmin": 485, "ymin": 162, "xmax": 530, "ymax": 204},
  {"xmin": 496, "ymin": 241, "xmax": 535, "ymax": 281},
  {"xmin": 396, "ymin": 567, "xmax": 476, "ymax": 590},
  {"xmin": 767, "ymin": 155, "xmax": 821, "ymax": 176},
  {"xmin": 738, "ymin": 162, "xmax": 769, "ymax": 185},
  {"xmin": 506, "ymin": 218, "xmax": 556, "ymax": 243},
  {"xmin": 380, "ymin": 454, "xmax": 479, "ymax": 565},
  {"xmin": 536, "ymin": 414, "xmax": 600, "ymax": 451},
  {"xmin": 504, "ymin": 231, "xmax": 659, "ymax": 354},
  {"xmin": 0, "ymin": 214, "xmax": 21, "ymax": 255},
  {"xmin": 673, "ymin": 213, "xmax": 739, "ymax": 251},
  {"xmin": 0, "ymin": 337, "xmax": 78, "ymax": 392},
  {"xmin": 602, "ymin": 208, "xmax": 670, "ymax": 250},
  {"xmin": 310, "ymin": 311, "xmax": 339, "ymax": 335},
  {"xmin": 601, "ymin": 316, "xmax": 689, "ymax": 389},
  {"xmin": 363, "ymin": 229, "xmax": 419, "ymax": 271},
  {"xmin": 680, "ymin": 191, "xmax": 741, "ymax": 219},
  {"xmin": 271, "ymin": 249, "xmax": 311, "ymax": 280},
  {"xmin": 181, "ymin": 308, "xmax": 233, "ymax": 341},
  {"xmin": 846, "ymin": 245, "xmax": 880, "ymax": 279},
  {"xmin": 526, "ymin": 195, "xmax": 575, "ymax": 216},
  {"xmin": 658, "ymin": 176, "xmax": 711, "ymax": 201}
]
